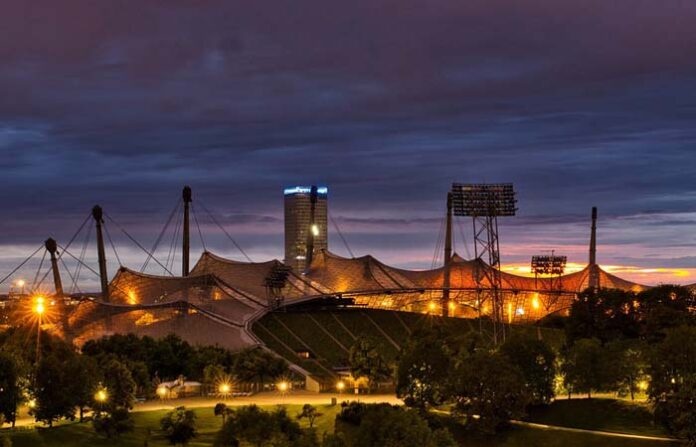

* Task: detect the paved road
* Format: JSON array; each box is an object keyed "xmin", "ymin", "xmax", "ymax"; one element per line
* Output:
[
  {"xmin": 133, "ymin": 391, "xmax": 402, "ymax": 412},
  {"xmin": 511, "ymin": 420, "xmax": 682, "ymax": 444}
]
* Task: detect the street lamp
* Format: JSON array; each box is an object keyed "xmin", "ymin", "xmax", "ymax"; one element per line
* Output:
[
  {"xmin": 34, "ymin": 296, "xmax": 45, "ymax": 316},
  {"xmin": 94, "ymin": 389, "xmax": 108, "ymax": 403},
  {"xmin": 16, "ymin": 279, "xmax": 25, "ymax": 295},
  {"xmin": 336, "ymin": 380, "xmax": 345, "ymax": 398},
  {"xmin": 428, "ymin": 301, "xmax": 437, "ymax": 314},
  {"xmin": 33, "ymin": 296, "xmax": 45, "ymax": 363},
  {"xmin": 277, "ymin": 381, "xmax": 289, "ymax": 394},
  {"xmin": 157, "ymin": 385, "xmax": 168, "ymax": 400},
  {"xmin": 218, "ymin": 382, "xmax": 232, "ymax": 400}
]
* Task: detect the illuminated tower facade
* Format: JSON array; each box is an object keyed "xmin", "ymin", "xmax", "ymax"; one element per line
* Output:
[{"xmin": 284, "ymin": 186, "xmax": 328, "ymax": 273}]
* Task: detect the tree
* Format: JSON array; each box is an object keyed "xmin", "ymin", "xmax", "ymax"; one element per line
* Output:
[
  {"xmin": 561, "ymin": 338, "xmax": 614, "ymax": 398},
  {"xmin": 649, "ymin": 325, "xmax": 696, "ymax": 443},
  {"xmin": 297, "ymin": 404, "xmax": 322, "ymax": 428},
  {"xmin": 428, "ymin": 428, "xmax": 457, "ymax": 447},
  {"xmin": 161, "ymin": 406, "xmax": 198, "ymax": 446},
  {"xmin": 321, "ymin": 433, "xmax": 347, "ymax": 447},
  {"xmin": 65, "ymin": 354, "xmax": 101, "ymax": 422},
  {"xmin": 101, "ymin": 357, "xmax": 136, "ymax": 410},
  {"xmin": 349, "ymin": 337, "xmax": 391, "ymax": 392},
  {"xmin": 450, "ymin": 350, "xmax": 528, "ymax": 433},
  {"xmin": 152, "ymin": 335, "xmax": 196, "ymax": 380},
  {"xmin": 216, "ymin": 405, "xmax": 302, "ymax": 447},
  {"xmin": 232, "ymin": 349, "xmax": 289, "ymax": 392},
  {"xmin": 638, "ymin": 286, "xmax": 695, "ymax": 342},
  {"xmin": 214, "ymin": 403, "xmax": 231, "ymax": 424},
  {"xmin": 93, "ymin": 407, "xmax": 134, "ymax": 438},
  {"xmin": 605, "ymin": 339, "xmax": 647, "ymax": 400},
  {"xmin": 396, "ymin": 328, "xmax": 451, "ymax": 410},
  {"xmin": 500, "ymin": 334, "xmax": 556, "ymax": 405},
  {"xmin": 0, "ymin": 352, "xmax": 23, "ymax": 427},
  {"xmin": 566, "ymin": 288, "xmax": 640, "ymax": 345},
  {"xmin": 341, "ymin": 403, "xmax": 456, "ymax": 447},
  {"xmin": 33, "ymin": 353, "xmax": 76, "ymax": 426},
  {"xmin": 214, "ymin": 416, "xmax": 240, "ymax": 447},
  {"xmin": 204, "ymin": 364, "xmax": 226, "ymax": 386}
]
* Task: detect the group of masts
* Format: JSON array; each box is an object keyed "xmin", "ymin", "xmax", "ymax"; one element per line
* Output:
[{"xmin": 7, "ymin": 184, "xmax": 601, "ymax": 348}]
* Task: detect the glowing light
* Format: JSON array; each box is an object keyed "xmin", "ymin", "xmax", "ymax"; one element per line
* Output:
[
  {"xmin": 507, "ymin": 302, "xmax": 513, "ymax": 323},
  {"xmin": 218, "ymin": 382, "xmax": 232, "ymax": 395},
  {"xmin": 311, "ymin": 224, "xmax": 320, "ymax": 237},
  {"xmin": 27, "ymin": 399, "xmax": 36, "ymax": 409},
  {"xmin": 157, "ymin": 386, "xmax": 168, "ymax": 398},
  {"xmin": 94, "ymin": 389, "xmax": 108, "ymax": 403},
  {"xmin": 531, "ymin": 294, "xmax": 540, "ymax": 310},
  {"xmin": 516, "ymin": 307, "xmax": 525, "ymax": 316},
  {"xmin": 277, "ymin": 381, "xmax": 289, "ymax": 393},
  {"xmin": 448, "ymin": 302, "xmax": 456, "ymax": 311},
  {"xmin": 16, "ymin": 279, "xmax": 25, "ymax": 288},
  {"xmin": 33, "ymin": 296, "xmax": 45, "ymax": 315},
  {"xmin": 428, "ymin": 302, "xmax": 437, "ymax": 312},
  {"xmin": 284, "ymin": 186, "xmax": 329, "ymax": 195},
  {"xmin": 336, "ymin": 381, "xmax": 345, "ymax": 392},
  {"xmin": 127, "ymin": 290, "xmax": 137, "ymax": 305},
  {"xmin": 638, "ymin": 380, "xmax": 649, "ymax": 391}
]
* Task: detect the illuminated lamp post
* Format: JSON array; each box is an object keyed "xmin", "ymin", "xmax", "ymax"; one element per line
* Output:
[
  {"xmin": 157, "ymin": 385, "xmax": 168, "ymax": 400},
  {"xmin": 336, "ymin": 380, "xmax": 345, "ymax": 398},
  {"xmin": 93, "ymin": 387, "xmax": 108, "ymax": 416},
  {"xmin": 277, "ymin": 380, "xmax": 290, "ymax": 402},
  {"xmin": 218, "ymin": 382, "xmax": 232, "ymax": 400},
  {"xmin": 33, "ymin": 296, "xmax": 45, "ymax": 363},
  {"xmin": 16, "ymin": 279, "xmax": 25, "ymax": 295}
]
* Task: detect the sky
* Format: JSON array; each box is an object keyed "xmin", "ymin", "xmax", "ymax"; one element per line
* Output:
[{"xmin": 1, "ymin": 0, "xmax": 696, "ymax": 292}]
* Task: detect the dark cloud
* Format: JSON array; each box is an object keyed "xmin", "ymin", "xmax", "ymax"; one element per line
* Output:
[{"xmin": 1, "ymin": 0, "xmax": 696, "ymax": 287}]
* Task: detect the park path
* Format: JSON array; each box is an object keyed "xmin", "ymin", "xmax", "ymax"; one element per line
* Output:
[{"xmin": 511, "ymin": 420, "xmax": 682, "ymax": 444}]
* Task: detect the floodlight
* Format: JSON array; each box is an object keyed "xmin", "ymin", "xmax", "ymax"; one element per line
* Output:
[
  {"xmin": 531, "ymin": 255, "xmax": 567, "ymax": 275},
  {"xmin": 451, "ymin": 183, "xmax": 517, "ymax": 217}
]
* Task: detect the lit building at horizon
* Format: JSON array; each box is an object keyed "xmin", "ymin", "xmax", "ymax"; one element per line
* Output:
[{"xmin": 283, "ymin": 186, "xmax": 328, "ymax": 272}]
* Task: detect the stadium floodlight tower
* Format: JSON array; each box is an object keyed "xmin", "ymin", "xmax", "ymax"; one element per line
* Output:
[
  {"xmin": 531, "ymin": 251, "xmax": 567, "ymax": 312},
  {"xmin": 451, "ymin": 183, "xmax": 517, "ymax": 345}
]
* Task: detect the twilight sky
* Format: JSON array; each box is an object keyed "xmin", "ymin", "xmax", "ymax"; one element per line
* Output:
[{"xmin": 2, "ymin": 0, "xmax": 696, "ymax": 292}]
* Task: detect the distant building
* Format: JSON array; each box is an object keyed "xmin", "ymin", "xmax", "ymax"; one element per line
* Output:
[{"xmin": 284, "ymin": 186, "xmax": 328, "ymax": 272}]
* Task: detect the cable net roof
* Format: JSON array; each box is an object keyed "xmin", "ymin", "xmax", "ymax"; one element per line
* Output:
[
  {"xmin": 304, "ymin": 250, "xmax": 646, "ymax": 295},
  {"xmin": 70, "ymin": 248, "xmax": 647, "ymax": 351}
]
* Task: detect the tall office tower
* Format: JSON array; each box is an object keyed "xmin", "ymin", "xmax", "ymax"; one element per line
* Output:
[{"xmin": 284, "ymin": 186, "xmax": 328, "ymax": 273}]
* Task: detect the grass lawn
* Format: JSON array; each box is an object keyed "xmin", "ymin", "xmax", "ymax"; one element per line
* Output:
[
  {"xmin": 2, "ymin": 398, "xmax": 678, "ymax": 447},
  {"xmin": 525, "ymin": 398, "xmax": 668, "ymax": 437},
  {"xmin": 2, "ymin": 404, "xmax": 342, "ymax": 447}
]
